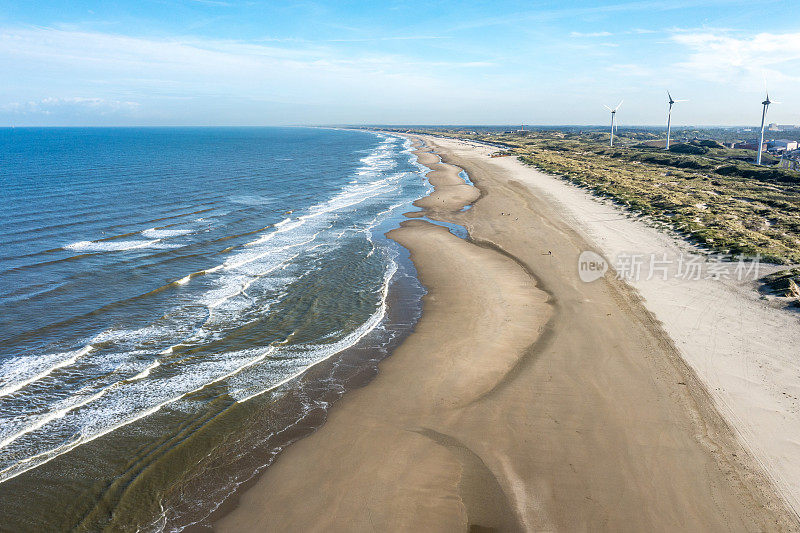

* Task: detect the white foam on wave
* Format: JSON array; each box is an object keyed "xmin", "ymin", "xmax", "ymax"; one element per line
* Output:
[
  {"xmin": 0, "ymin": 346, "xmax": 277, "ymax": 483},
  {"xmin": 141, "ymin": 228, "xmax": 193, "ymax": 239},
  {"xmin": 273, "ymin": 217, "xmax": 293, "ymax": 229},
  {"xmin": 0, "ymin": 382, "xmax": 110, "ymax": 449},
  {"xmin": 63, "ymin": 224, "xmax": 196, "ymax": 252},
  {"xmin": 200, "ymin": 232, "xmax": 324, "ymax": 318},
  {"xmin": 222, "ymin": 233, "xmax": 317, "ymax": 273},
  {"xmin": 0, "ymin": 348, "xmax": 162, "ymax": 445},
  {"xmin": 0, "ymin": 345, "xmax": 93, "ymax": 399},
  {"xmin": 64, "ymin": 240, "xmax": 164, "ymax": 252},
  {"xmin": 90, "ymin": 326, "xmax": 169, "ymax": 345},
  {"xmin": 130, "ymin": 360, "xmax": 161, "ymax": 381}
]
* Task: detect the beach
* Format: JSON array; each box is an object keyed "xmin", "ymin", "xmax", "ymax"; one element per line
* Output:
[{"xmin": 216, "ymin": 136, "xmax": 798, "ymax": 531}]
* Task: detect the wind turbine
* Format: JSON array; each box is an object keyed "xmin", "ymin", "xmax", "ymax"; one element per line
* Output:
[
  {"xmin": 755, "ymin": 89, "xmax": 780, "ymax": 165},
  {"xmin": 603, "ymin": 101, "xmax": 623, "ymax": 147},
  {"xmin": 665, "ymin": 91, "xmax": 687, "ymax": 150}
]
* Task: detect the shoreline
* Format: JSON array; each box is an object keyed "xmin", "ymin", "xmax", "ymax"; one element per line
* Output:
[
  {"xmin": 154, "ymin": 134, "xmax": 433, "ymax": 530},
  {"xmin": 216, "ymin": 137, "xmax": 552, "ymax": 531},
  {"xmin": 173, "ymin": 258, "xmax": 425, "ymax": 531},
  {"xmin": 215, "ymin": 135, "xmax": 797, "ymax": 530}
]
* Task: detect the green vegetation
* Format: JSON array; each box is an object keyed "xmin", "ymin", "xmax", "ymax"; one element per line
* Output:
[
  {"xmin": 760, "ymin": 268, "xmax": 800, "ymax": 302},
  {"xmin": 393, "ymin": 128, "xmax": 800, "ymax": 264},
  {"xmin": 668, "ymin": 143, "xmax": 709, "ymax": 155}
]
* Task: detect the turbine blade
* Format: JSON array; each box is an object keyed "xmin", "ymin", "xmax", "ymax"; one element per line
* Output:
[
  {"xmin": 614, "ymin": 100, "xmax": 623, "ymax": 111},
  {"xmin": 603, "ymin": 104, "xmax": 612, "ymax": 111},
  {"xmin": 667, "ymin": 90, "xmax": 672, "ymax": 101}
]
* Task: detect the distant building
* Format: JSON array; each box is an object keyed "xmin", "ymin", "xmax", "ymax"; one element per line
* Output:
[
  {"xmin": 768, "ymin": 139, "xmax": 798, "ymax": 152},
  {"xmin": 768, "ymin": 123, "xmax": 799, "ymax": 131},
  {"xmin": 734, "ymin": 141, "xmax": 768, "ymax": 151}
]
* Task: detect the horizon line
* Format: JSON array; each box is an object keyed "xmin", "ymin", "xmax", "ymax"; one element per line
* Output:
[{"xmin": 0, "ymin": 124, "xmax": 785, "ymax": 129}]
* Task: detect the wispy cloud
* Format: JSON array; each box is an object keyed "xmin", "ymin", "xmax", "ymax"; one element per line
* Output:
[
  {"xmin": 0, "ymin": 26, "xmax": 478, "ymax": 72},
  {"xmin": 671, "ymin": 30, "xmax": 800, "ymax": 85},
  {"xmin": 0, "ymin": 26, "xmax": 499, "ymax": 121}
]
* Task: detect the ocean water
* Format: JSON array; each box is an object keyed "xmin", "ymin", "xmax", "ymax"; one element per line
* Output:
[{"xmin": 0, "ymin": 127, "xmax": 430, "ymax": 530}]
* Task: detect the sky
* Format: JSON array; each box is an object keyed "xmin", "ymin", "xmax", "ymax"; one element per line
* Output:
[{"xmin": 1, "ymin": 0, "xmax": 799, "ymax": 126}]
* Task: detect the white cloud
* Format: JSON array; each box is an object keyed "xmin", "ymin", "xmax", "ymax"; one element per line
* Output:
[
  {"xmin": 0, "ymin": 26, "xmax": 487, "ymax": 96},
  {"xmin": 0, "ymin": 26, "xmax": 513, "ymax": 124},
  {"xmin": 671, "ymin": 30, "xmax": 800, "ymax": 86}
]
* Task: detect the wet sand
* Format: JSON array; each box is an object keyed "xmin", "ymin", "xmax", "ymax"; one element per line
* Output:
[{"xmin": 216, "ymin": 136, "xmax": 797, "ymax": 531}]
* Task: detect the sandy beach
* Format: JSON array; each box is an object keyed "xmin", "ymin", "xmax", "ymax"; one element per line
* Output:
[
  {"xmin": 435, "ymin": 135, "xmax": 800, "ymax": 517},
  {"xmin": 216, "ymin": 135, "xmax": 798, "ymax": 531}
]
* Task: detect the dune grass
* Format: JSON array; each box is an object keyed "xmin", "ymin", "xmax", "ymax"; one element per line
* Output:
[{"xmin": 410, "ymin": 129, "xmax": 800, "ymax": 264}]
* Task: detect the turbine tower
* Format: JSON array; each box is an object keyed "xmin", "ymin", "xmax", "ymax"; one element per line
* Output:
[
  {"xmin": 603, "ymin": 101, "xmax": 623, "ymax": 147},
  {"xmin": 665, "ymin": 91, "xmax": 687, "ymax": 150},
  {"xmin": 755, "ymin": 90, "xmax": 777, "ymax": 165}
]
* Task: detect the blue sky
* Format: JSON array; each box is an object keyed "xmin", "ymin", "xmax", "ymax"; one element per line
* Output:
[{"xmin": 1, "ymin": 0, "xmax": 799, "ymax": 126}]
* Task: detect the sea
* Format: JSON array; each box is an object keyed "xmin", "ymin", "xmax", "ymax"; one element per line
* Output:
[{"xmin": 0, "ymin": 127, "xmax": 432, "ymax": 530}]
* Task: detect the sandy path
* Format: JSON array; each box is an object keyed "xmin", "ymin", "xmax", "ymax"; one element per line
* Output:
[{"xmin": 216, "ymin": 137, "xmax": 796, "ymax": 531}]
